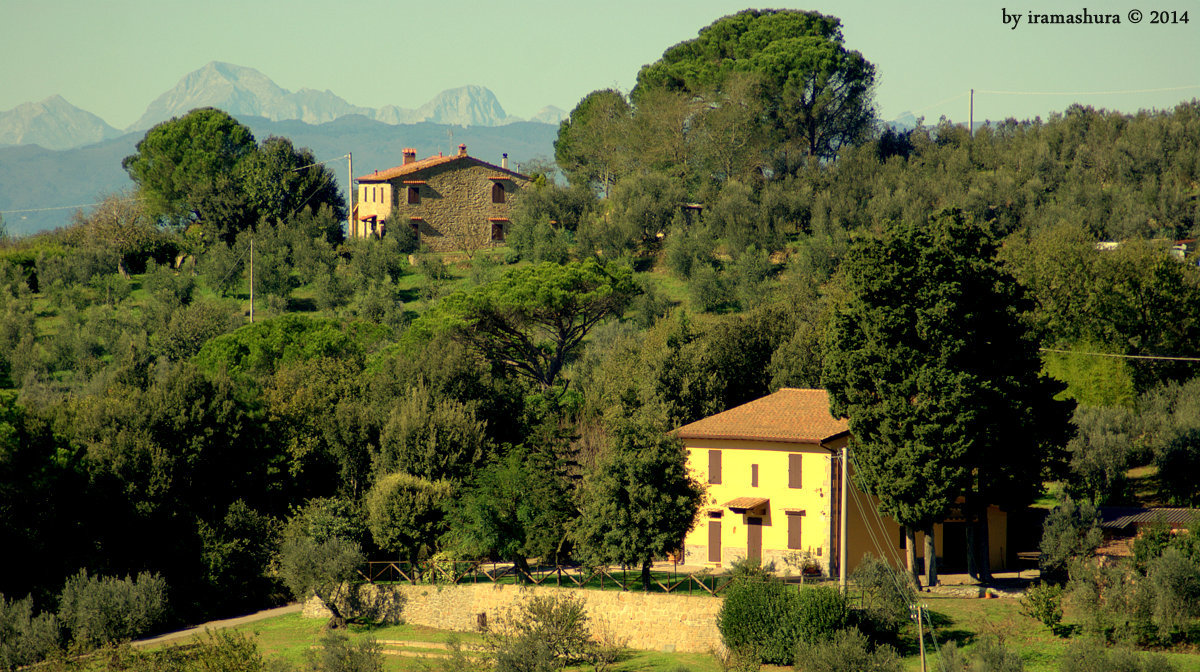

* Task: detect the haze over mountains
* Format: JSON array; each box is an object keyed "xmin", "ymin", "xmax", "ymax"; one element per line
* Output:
[{"xmin": 0, "ymin": 62, "xmax": 565, "ymax": 236}]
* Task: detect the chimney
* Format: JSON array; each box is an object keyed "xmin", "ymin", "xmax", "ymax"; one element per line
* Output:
[
  {"xmin": 458, "ymin": 143, "xmax": 467, "ymax": 158},
  {"xmin": 402, "ymin": 148, "xmax": 416, "ymax": 165},
  {"xmin": 501, "ymin": 153, "xmax": 509, "ymax": 170}
]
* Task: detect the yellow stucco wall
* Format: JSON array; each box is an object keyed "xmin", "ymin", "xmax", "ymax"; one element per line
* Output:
[
  {"xmin": 683, "ymin": 438, "xmax": 1009, "ymax": 576},
  {"xmin": 682, "ymin": 437, "xmax": 841, "ymax": 575}
]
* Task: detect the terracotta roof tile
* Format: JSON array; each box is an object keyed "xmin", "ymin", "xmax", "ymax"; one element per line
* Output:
[
  {"xmin": 357, "ymin": 153, "xmax": 529, "ymax": 183},
  {"xmin": 676, "ymin": 388, "xmax": 848, "ymax": 446}
]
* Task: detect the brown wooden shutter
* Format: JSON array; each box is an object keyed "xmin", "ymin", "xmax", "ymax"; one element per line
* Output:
[
  {"xmin": 787, "ymin": 512, "xmax": 803, "ymax": 550},
  {"xmin": 708, "ymin": 520, "xmax": 722, "ymax": 562},
  {"xmin": 788, "ymin": 454, "xmax": 802, "ymax": 488},
  {"xmin": 709, "ymin": 450, "xmax": 722, "ymax": 484},
  {"xmin": 751, "ymin": 463, "xmax": 759, "ymax": 487}
]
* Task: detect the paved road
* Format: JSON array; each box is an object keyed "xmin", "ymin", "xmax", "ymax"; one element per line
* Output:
[{"xmin": 132, "ymin": 603, "xmax": 303, "ymax": 648}]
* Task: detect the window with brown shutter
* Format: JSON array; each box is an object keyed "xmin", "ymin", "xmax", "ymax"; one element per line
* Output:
[
  {"xmin": 787, "ymin": 511, "xmax": 804, "ymax": 549},
  {"xmin": 407, "ymin": 186, "xmax": 420, "ymax": 204},
  {"xmin": 492, "ymin": 182, "xmax": 505, "ymax": 203},
  {"xmin": 751, "ymin": 464, "xmax": 758, "ymax": 487},
  {"xmin": 788, "ymin": 454, "xmax": 802, "ymax": 488},
  {"xmin": 708, "ymin": 450, "xmax": 722, "ymax": 484}
]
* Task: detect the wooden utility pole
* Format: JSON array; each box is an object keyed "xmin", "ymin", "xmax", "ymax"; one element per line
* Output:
[
  {"xmin": 839, "ymin": 444, "xmax": 848, "ymax": 593},
  {"xmin": 249, "ymin": 238, "xmax": 254, "ymax": 324},
  {"xmin": 347, "ymin": 152, "xmax": 354, "ymax": 237},
  {"xmin": 914, "ymin": 603, "xmax": 927, "ymax": 672},
  {"xmin": 969, "ymin": 89, "xmax": 974, "ymax": 137}
]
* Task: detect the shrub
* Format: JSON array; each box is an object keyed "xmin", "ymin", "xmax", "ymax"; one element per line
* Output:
[
  {"xmin": 850, "ymin": 555, "xmax": 914, "ymax": 643},
  {"xmin": 936, "ymin": 637, "xmax": 1025, "ymax": 672},
  {"xmin": 1020, "ymin": 582, "xmax": 1064, "ymax": 633},
  {"xmin": 1040, "ymin": 497, "xmax": 1102, "ymax": 584},
  {"xmin": 56, "ymin": 569, "xmax": 168, "ymax": 650},
  {"xmin": 718, "ymin": 566, "xmax": 844, "ymax": 666},
  {"xmin": 1058, "ymin": 640, "xmax": 1178, "ymax": 672},
  {"xmin": 305, "ymin": 630, "xmax": 383, "ymax": 672},
  {"xmin": 794, "ymin": 586, "xmax": 850, "ymax": 645},
  {"xmin": 486, "ymin": 593, "xmax": 594, "ymax": 672},
  {"xmin": 0, "ymin": 593, "xmax": 61, "ymax": 670},
  {"xmin": 794, "ymin": 627, "xmax": 900, "ymax": 672}
]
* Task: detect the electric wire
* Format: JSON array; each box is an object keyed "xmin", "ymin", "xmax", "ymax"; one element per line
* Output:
[{"xmin": 1039, "ymin": 347, "xmax": 1200, "ymax": 362}]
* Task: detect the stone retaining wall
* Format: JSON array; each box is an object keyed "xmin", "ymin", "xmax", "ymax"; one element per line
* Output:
[{"xmin": 304, "ymin": 583, "xmax": 723, "ymax": 653}]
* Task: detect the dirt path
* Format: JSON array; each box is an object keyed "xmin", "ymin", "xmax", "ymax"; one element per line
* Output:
[{"xmin": 132, "ymin": 603, "xmax": 302, "ymax": 648}]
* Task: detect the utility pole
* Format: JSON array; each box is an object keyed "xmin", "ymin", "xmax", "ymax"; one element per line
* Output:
[
  {"xmin": 249, "ymin": 238, "xmax": 254, "ymax": 324},
  {"xmin": 347, "ymin": 152, "xmax": 354, "ymax": 238},
  {"xmin": 839, "ymin": 444, "xmax": 848, "ymax": 594},
  {"xmin": 913, "ymin": 603, "xmax": 927, "ymax": 672},
  {"xmin": 969, "ymin": 89, "xmax": 974, "ymax": 137}
]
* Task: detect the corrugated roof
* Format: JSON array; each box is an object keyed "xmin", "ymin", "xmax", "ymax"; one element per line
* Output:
[
  {"xmin": 1099, "ymin": 507, "xmax": 1199, "ymax": 529},
  {"xmin": 676, "ymin": 388, "xmax": 849, "ymax": 446}
]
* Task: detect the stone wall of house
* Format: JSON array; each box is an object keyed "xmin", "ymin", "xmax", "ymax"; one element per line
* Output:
[
  {"xmin": 389, "ymin": 160, "xmax": 527, "ymax": 252},
  {"xmin": 304, "ymin": 582, "xmax": 724, "ymax": 653}
]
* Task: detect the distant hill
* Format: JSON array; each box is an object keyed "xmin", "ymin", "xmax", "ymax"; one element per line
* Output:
[
  {"xmin": 0, "ymin": 95, "xmax": 122, "ymax": 151},
  {"xmin": 0, "ymin": 114, "xmax": 558, "ymax": 237}
]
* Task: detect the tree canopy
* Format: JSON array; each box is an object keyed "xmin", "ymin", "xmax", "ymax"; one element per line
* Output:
[
  {"xmin": 416, "ymin": 259, "xmax": 638, "ymax": 390},
  {"xmin": 823, "ymin": 210, "xmax": 1071, "ymax": 582}
]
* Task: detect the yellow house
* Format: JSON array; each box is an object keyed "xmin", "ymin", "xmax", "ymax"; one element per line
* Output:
[{"xmin": 677, "ymin": 388, "xmax": 1009, "ymax": 576}]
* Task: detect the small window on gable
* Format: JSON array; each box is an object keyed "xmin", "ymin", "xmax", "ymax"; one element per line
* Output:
[
  {"xmin": 751, "ymin": 464, "xmax": 759, "ymax": 488},
  {"xmin": 492, "ymin": 182, "xmax": 506, "ymax": 203},
  {"xmin": 408, "ymin": 186, "xmax": 420, "ymax": 204}
]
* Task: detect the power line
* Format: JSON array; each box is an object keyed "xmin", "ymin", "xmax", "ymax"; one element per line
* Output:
[
  {"xmin": 0, "ymin": 196, "xmax": 144, "ymax": 215},
  {"xmin": 290, "ymin": 154, "xmax": 350, "ymax": 172},
  {"xmin": 977, "ymin": 84, "xmax": 1200, "ymax": 97},
  {"xmin": 1039, "ymin": 347, "xmax": 1200, "ymax": 362}
]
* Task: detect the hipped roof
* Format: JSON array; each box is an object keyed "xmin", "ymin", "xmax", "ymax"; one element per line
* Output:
[{"xmin": 675, "ymin": 388, "xmax": 849, "ymax": 446}]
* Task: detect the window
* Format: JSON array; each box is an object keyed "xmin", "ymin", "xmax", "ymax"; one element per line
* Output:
[
  {"xmin": 407, "ymin": 186, "xmax": 420, "ymax": 204},
  {"xmin": 751, "ymin": 464, "xmax": 758, "ymax": 488},
  {"xmin": 788, "ymin": 454, "xmax": 803, "ymax": 488},
  {"xmin": 708, "ymin": 450, "xmax": 722, "ymax": 484},
  {"xmin": 491, "ymin": 182, "xmax": 506, "ymax": 203},
  {"xmin": 491, "ymin": 221, "xmax": 505, "ymax": 242},
  {"xmin": 787, "ymin": 511, "xmax": 804, "ymax": 550}
]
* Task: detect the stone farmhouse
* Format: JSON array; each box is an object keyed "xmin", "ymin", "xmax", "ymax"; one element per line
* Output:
[
  {"xmin": 351, "ymin": 144, "xmax": 530, "ymax": 250},
  {"xmin": 676, "ymin": 388, "xmax": 1010, "ymax": 577}
]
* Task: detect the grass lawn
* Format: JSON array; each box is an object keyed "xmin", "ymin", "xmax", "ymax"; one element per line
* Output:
[{"xmin": 138, "ymin": 595, "xmax": 1200, "ymax": 672}]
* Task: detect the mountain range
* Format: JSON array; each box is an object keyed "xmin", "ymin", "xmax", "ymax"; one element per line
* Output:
[
  {"xmin": 0, "ymin": 63, "xmax": 565, "ymax": 236},
  {"xmin": 0, "ymin": 61, "xmax": 567, "ymax": 152}
]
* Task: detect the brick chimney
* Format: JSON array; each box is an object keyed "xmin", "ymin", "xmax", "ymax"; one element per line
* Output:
[
  {"xmin": 502, "ymin": 153, "xmax": 509, "ymax": 169},
  {"xmin": 458, "ymin": 143, "xmax": 467, "ymax": 157},
  {"xmin": 402, "ymin": 148, "xmax": 416, "ymax": 165}
]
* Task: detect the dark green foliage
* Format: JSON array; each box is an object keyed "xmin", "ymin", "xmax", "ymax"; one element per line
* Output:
[
  {"xmin": 573, "ymin": 416, "xmax": 704, "ymax": 589},
  {"xmin": 365, "ymin": 471, "xmax": 452, "ymax": 564},
  {"xmin": 793, "ymin": 627, "xmax": 900, "ymax": 672},
  {"xmin": 1066, "ymin": 406, "xmax": 1138, "ymax": 504},
  {"xmin": 123, "ymin": 108, "xmax": 258, "ymax": 226},
  {"xmin": 197, "ymin": 501, "xmax": 281, "ymax": 615},
  {"xmin": 1039, "ymin": 497, "xmax": 1102, "ymax": 584},
  {"xmin": 664, "ymin": 224, "xmax": 716, "ymax": 281},
  {"xmin": 555, "ymin": 89, "xmax": 632, "ymax": 194},
  {"xmin": 153, "ymin": 299, "xmax": 238, "ymax": 361},
  {"xmin": 56, "ymin": 569, "xmax": 168, "ymax": 649},
  {"xmin": 445, "ymin": 445, "xmax": 575, "ymax": 573},
  {"xmin": 374, "ymin": 383, "xmax": 488, "ymax": 482},
  {"xmin": 284, "ymin": 497, "xmax": 368, "ymax": 547},
  {"xmin": 848, "ymin": 555, "xmax": 914, "ymax": 643},
  {"xmin": 510, "ymin": 181, "xmax": 597, "ymax": 233},
  {"xmin": 718, "ymin": 568, "xmax": 847, "ymax": 666},
  {"xmin": 417, "ymin": 259, "xmax": 637, "ymax": 389},
  {"xmin": 193, "ymin": 314, "xmax": 383, "ymax": 379},
  {"xmin": 508, "ymin": 214, "xmax": 570, "ymax": 265},
  {"xmin": 278, "ymin": 536, "xmax": 364, "ymax": 628},
  {"xmin": 824, "ymin": 211, "xmax": 1072, "ymax": 579},
  {"xmin": 143, "ymin": 261, "xmax": 196, "ymax": 308},
  {"xmin": 0, "ymin": 593, "xmax": 60, "ymax": 670}
]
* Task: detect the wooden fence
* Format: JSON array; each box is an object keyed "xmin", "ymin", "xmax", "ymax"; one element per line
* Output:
[{"xmin": 357, "ymin": 560, "xmax": 740, "ymax": 596}]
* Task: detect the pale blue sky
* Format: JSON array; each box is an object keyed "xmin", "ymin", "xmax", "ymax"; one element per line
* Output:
[{"xmin": 1, "ymin": 0, "xmax": 1197, "ymax": 130}]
